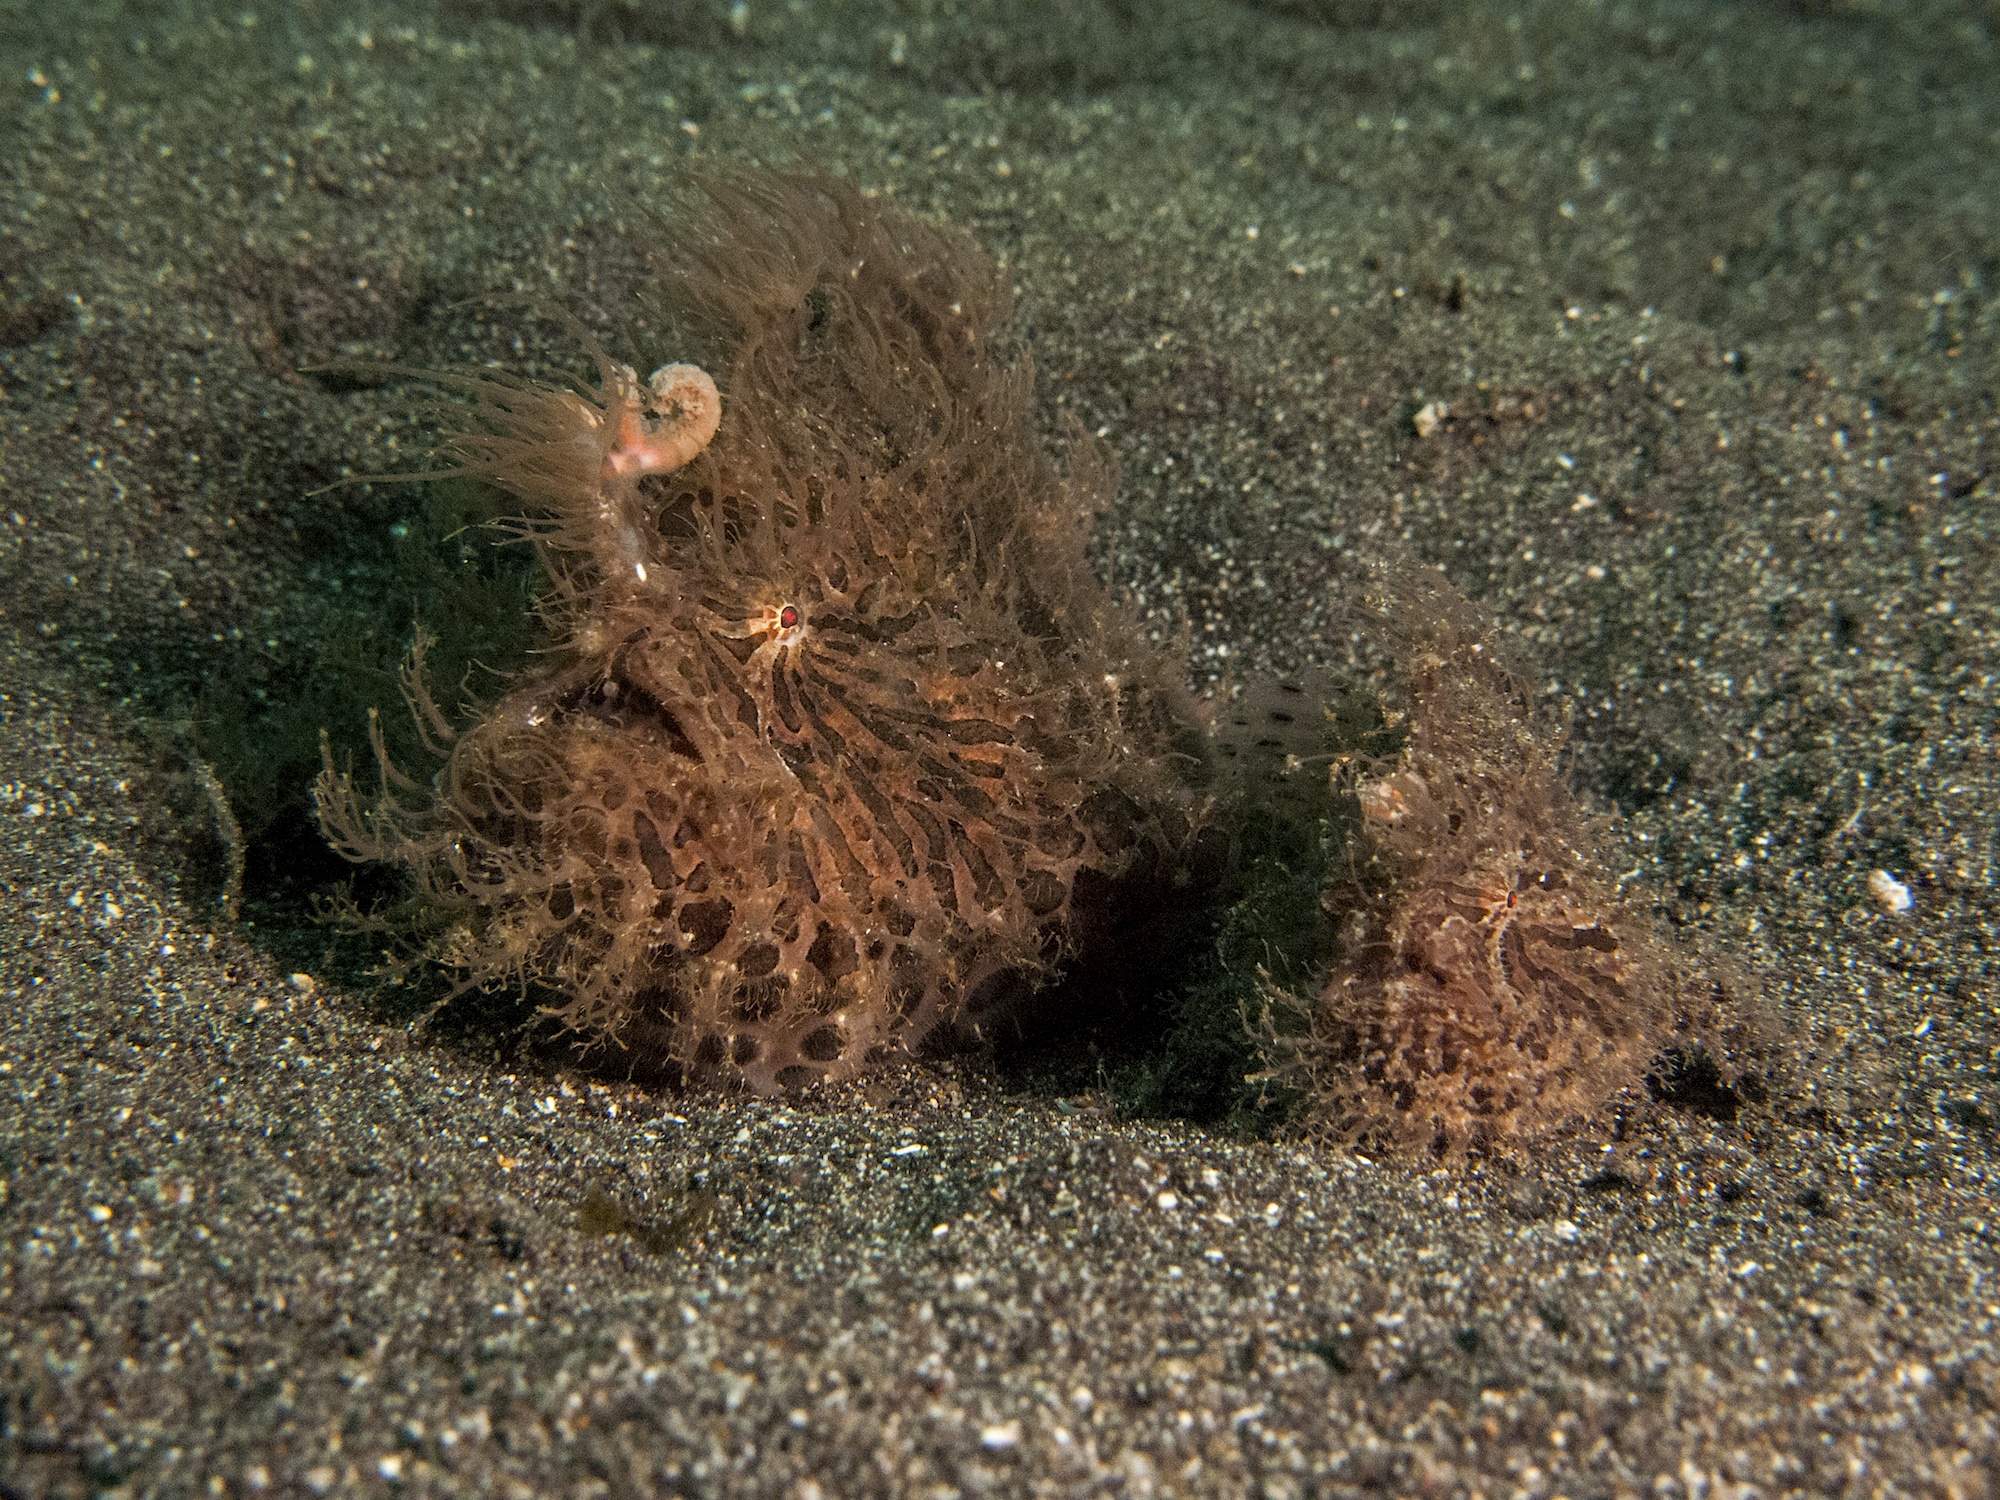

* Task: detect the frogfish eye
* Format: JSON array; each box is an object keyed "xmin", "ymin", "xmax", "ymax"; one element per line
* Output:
[{"xmin": 779, "ymin": 604, "xmax": 801, "ymax": 630}]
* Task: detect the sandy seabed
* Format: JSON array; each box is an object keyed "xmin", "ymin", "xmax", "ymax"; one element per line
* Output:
[{"xmin": 2, "ymin": 2, "xmax": 1996, "ymax": 1495}]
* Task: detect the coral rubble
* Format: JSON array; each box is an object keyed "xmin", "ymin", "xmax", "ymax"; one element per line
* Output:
[{"xmin": 317, "ymin": 175, "xmax": 1197, "ymax": 1092}]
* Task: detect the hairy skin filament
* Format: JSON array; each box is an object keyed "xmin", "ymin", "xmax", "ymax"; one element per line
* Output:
[
  {"xmin": 1254, "ymin": 580, "xmax": 1763, "ymax": 1161},
  {"xmin": 316, "ymin": 174, "xmax": 1200, "ymax": 1093}
]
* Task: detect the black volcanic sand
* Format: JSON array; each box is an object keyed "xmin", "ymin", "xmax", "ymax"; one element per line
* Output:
[{"xmin": 3, "ymin": 2, "xmax": 1997, "ymax": 1495}]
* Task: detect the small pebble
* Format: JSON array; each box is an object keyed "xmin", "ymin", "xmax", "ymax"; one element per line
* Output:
[{"xmin": 1867, "ymin": 869, "xmax": 1913, "ymax": 914}]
